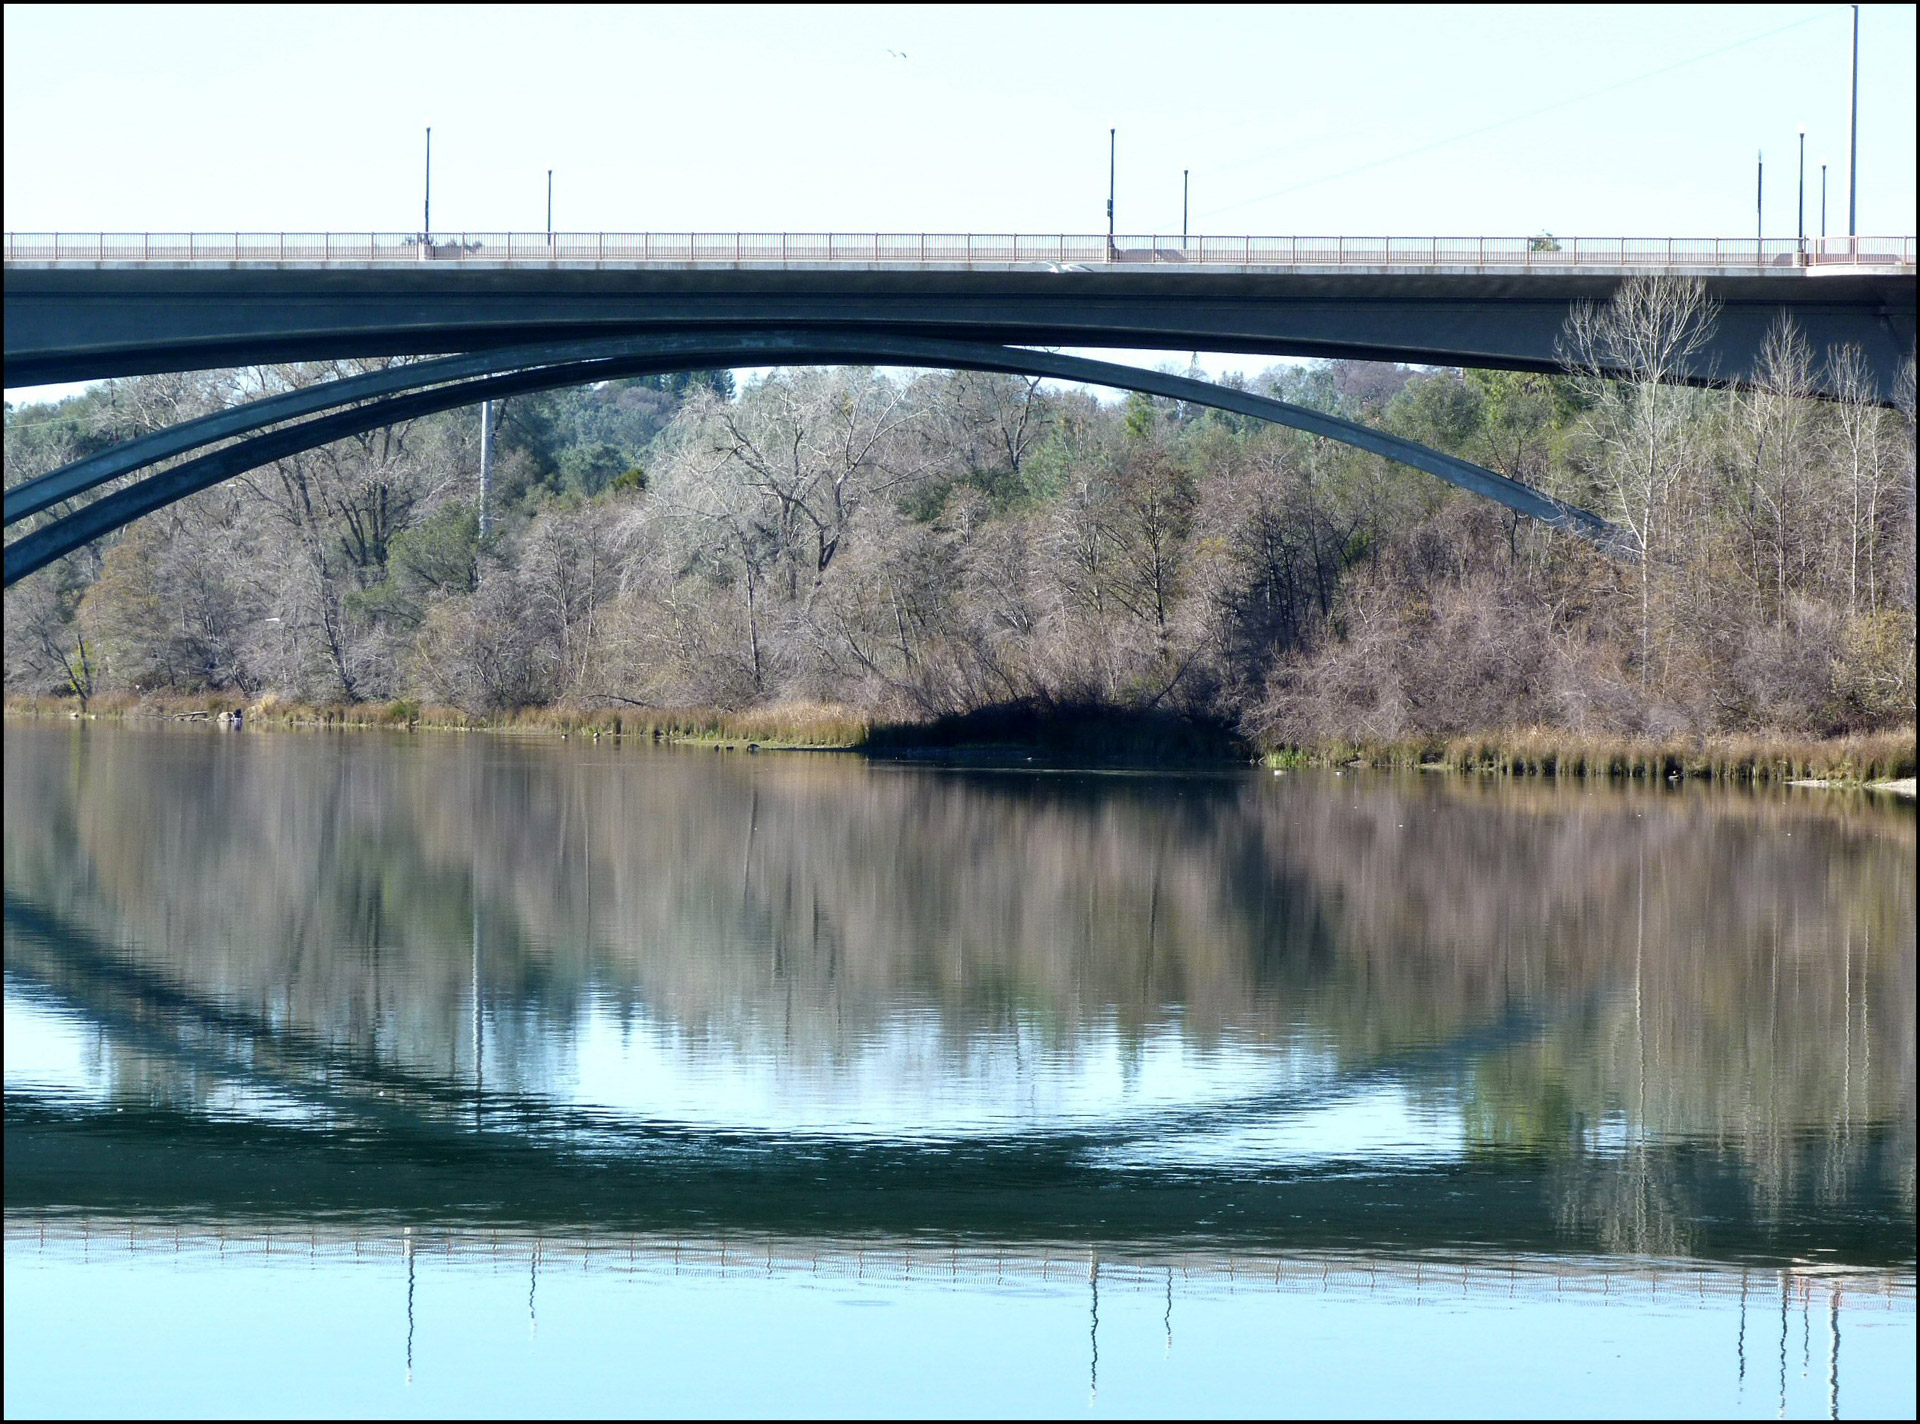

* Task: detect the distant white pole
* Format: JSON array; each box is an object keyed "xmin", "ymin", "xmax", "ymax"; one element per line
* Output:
[{"xmin": 479, "ymin": 399, "xmax": 494, "ymax": 537}]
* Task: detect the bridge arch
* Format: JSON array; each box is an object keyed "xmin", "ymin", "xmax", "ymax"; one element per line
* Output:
[{"xmin": 3, "ymin": 334, "xmax": 1626, "ymax": 587}]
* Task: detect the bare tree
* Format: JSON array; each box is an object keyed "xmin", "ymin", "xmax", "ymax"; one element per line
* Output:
[
  {"xmin": 1105, "ymin": 447, "xmax": 1197, "ymax": 641},
  {"xmin": 519, "ymin": 500, "xmax": 639, "ymax": 698},
  {"xmin": 1562, "ymin": 277, "xmax": 1720, "ymax": 684},
  {"xmin": 3, "ymin": 558, "xmax": 96, "ymax": 705},
  {"xmin": 926, "ymin": 370, "xmax": 1051, "ymax": 491},
  {"xmin": 232, "ymin": 363, "xmax": 462, "ymax": 699},
  {"xmin": 651, "ymin": 369, "xmax": 934, "ymax": 693},
  {"xmin": 1730, "ymin": 320, "xmax": 1820, "ymax": 624},
  {"xmin": 1826, "ymin": 344, "xmax": 1894, "ymax": 615}
]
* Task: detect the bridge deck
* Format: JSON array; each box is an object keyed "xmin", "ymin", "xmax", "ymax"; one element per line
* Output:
[{"xmin": 8, "ymin": 232, "xmax": 1912, "ymax": 393}]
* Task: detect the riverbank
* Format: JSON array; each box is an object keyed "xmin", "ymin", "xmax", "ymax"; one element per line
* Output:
[
  {"xmin": 2, "ymin": 694, "xmax": 871, "ymax": 749},
  {"xmin": 1791, "ymin": 776, "xmax": 1918, "ymax": 798},
  {"xmin": 6, "ymin": 694, "xmax": 1914, "ymax": 787},
  {"xmin": 1263, "ymin": 727, "xmax": 1917, "ymax": 788}
]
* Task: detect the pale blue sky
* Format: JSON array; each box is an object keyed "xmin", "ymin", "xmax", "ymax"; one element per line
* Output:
[
  {"xmin": 6, "ymin": 4, "xmax": 1913, "ymax": 235},
  {"xmin": 5, "ymin": 4, "xmax": 1914, "ymax": 399}
]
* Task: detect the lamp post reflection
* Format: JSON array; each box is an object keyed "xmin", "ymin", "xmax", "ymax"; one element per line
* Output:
[
  {"xmin": 404, "ymin": 1226, "xmax": 415, "ymax": 1385},
  {"xmin": 1088, "ymin": 1252, "xmax": 1100, "ymax": 1404}
]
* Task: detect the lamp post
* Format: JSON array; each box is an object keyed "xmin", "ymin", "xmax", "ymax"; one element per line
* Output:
[
  {"xmin": 1820, "ymin": 160, "xmax": 1828, "ymax": 244},
  {"xmin": 424, "ymin": 126, "xmax": 432, "ymax": 237},
  {"xmin": 1797, "ymin": 127, "xmax": 1806, "ymax": 256},
  {"xmin": 1107, "ymin": 128, "xmax": 1116, "ymax": 257},
  {"xmin": 1182, "ymin": 169, "xmax": 1189, "ymax": 250},
  {"xmin": 1848, "ymin": 4, "xmax": 1858, "ymax": 240},
  {"xmin": 546, "ymin": 169, "xmax": 553, "ymax": 246},
  {"xmin": 1756, "ymin": 151, "xmax": 1763, "ymax": 247}
]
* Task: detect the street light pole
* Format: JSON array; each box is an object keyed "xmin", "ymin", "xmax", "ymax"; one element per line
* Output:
[
  {"xmin": 1797, "ymin": 127, "xmax": 1806, "ymax": 255},
  {"xmin": 546, "ymin": 169, "xmax": 553, "ymax": 245},
  {"xmin": 1820, "ymin": 161, "xmax": 1828, "ymax": 242},
  {"xmin": 424, "ymin": 126, "xmax": 432, "ymax": 237},
  {"xmin": 1107, "ymin": 128, "xmax": 1116, "ymax": 254},
  {"xmin": 1182, "ymin": 169, "xmax": 1189, "ymax": 250},
  {"xmin": 1848, "ymin": 4, "xmax": 1859, "ymax": 239},
  {"xmin": 1756, "ymin": 151, "xmax": 1763, "ymax": 247}
]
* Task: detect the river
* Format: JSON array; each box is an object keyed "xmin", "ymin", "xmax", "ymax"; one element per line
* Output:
[{"xmin": 4, "ymin": 722, "xmax": 1914, "ymax": 1417}]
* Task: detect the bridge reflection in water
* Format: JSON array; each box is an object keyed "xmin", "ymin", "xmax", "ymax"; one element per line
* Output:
[
  {"xmin": 12, "ymin": 1215, "xmax": 1910, "ymax": 1308},
  {"xmin": 3, "ymin": 723, "xmax": 1914, "ymax": 1413},
  {"xmin": 7, "ymin": 1212, "xmax": 1908, "ymax": 1415}
]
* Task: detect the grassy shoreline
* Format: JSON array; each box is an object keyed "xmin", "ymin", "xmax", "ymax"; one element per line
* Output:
[
  {"xmin": 6, "ymin": 694, "xmax": 1914, "ymax": 789},
  {"xmin": 2, "ymin": 693, "xmax": 871, "ymax": 749},
  {"xmin": 1261, "ymin": 727, "xmax": 1916, "ymax": 789}
]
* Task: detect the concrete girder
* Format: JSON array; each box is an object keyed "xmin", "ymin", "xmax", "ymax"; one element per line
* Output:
[
  {"xmin": 5, "ymin": 265, "xmax": 1914, "ymax": 399},
  {"xmin": 2, "ymin": 335, "xmax": 1628, "ymax": 587}
]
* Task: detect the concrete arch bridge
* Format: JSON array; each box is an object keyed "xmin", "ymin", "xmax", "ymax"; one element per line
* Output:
[{"xmin": 4, "ymin": 230, "xmax": 1913, "ymax": 582}]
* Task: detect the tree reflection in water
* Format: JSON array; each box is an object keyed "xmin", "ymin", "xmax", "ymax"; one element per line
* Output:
[{"xmin": 3, "ymin": 723, "xmax": 1913, "ymax": 1270}]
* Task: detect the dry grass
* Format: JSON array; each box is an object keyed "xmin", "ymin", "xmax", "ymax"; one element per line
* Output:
[
  {"xmin": 4, "ymin": 693, "xmax": 869, "ymax": 748},
  {"xmin": 7, "ymin": 691, "xmax": 266, "ymax": 721},
  {"xmin": 508, "ymin": 700, "xmax": 871, "ymax": 748},
  {"xmin": 1264, "ymin": 726, "xmax": 1917, "ymax": 785},
  {"xmin": 10, "ymin": 693, "xmax": 1911, "ymax": 782}
]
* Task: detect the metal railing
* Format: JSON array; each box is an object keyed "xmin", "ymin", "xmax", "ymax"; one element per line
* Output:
[{"xmin": 4, "ymin": 231, "xmax": 1915, "ymax": 269}]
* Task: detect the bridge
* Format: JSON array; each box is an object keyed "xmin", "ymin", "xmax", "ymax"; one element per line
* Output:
[
  {"xmin": 4, "ymin": 230, "xmax": 1914, "ymax": 583},
  {"xmin": 6, "ymin": 230, "xmax": 1915, "ymax": 388}
]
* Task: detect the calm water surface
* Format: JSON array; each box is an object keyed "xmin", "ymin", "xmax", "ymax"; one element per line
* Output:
[{"xmin": 4, "ymin": 724, "xmax": 1914, "ymax": 1417}]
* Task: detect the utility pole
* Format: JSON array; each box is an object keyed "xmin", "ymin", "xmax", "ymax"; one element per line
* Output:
[
  {"xmin": 1820, "ymin": 160, "xmax": 1828, "ymax": 242},
  {"xmin": 546, "ymin": 169, "xmax": 553, "ymax": 245},
  {"xmin": 1848, "ymin": 4, "xmax": 1859, "ymax": 240},
  {"xmin": 424, "ymin": 126, "xmax": 432, "ymax": 237},
  {"xmin": 1756, "ymin": 151, "xmax": 1763, "ymax": 247},
  {"xmin": 1182, "ymin": 169, "xmax": 1189, "ymax": 250},
  {"xmin": 478, "ymin": 399, "xmax": 494, "ymax": 538},
  {"xmin": 1107, "ymin": 128, "xmax": 1116, "ymax": 255}
]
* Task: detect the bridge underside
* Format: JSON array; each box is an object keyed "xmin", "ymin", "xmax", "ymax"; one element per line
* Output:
[{"xmin": 6, "ymin": 265, "xmax": 1915, "ymax": 397}]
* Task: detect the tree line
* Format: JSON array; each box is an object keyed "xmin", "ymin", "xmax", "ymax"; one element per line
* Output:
[{"xmin": 5, "ymin": 279, "xmax": 1914, "ymax": 741}]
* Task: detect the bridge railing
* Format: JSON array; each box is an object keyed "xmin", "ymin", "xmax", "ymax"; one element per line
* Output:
[{"xmin": 4, "ymin": 232, "xmax": 1915, "ymax": 268}]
